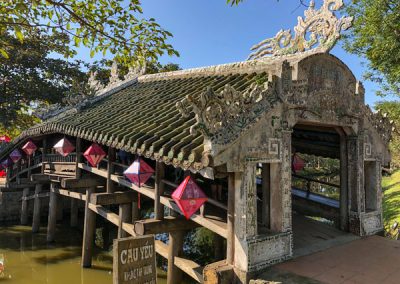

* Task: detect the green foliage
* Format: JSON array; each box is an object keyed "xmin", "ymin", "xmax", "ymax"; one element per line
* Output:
[
  {"xmin": 0, "ymin": 30, "xmax": 86, "ymax": 130},
  {"xmin": 375, "ymin": 101, "xmax": 400, "ymax": 168},
  {"xmin": 344, "ymin": 0, "xmax": 400, "ymax": 97},
  {"xmin": 0, "ymin": 0, "xmax": 179, "ymax": 65},
  {"xmin": 382, "ymin": 170, "xmax": 400, "ymax": 234}
]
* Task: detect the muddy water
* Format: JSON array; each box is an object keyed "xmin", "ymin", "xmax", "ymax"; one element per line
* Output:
[{"xmin": 0, "ymin": 225, "xmax": 168, "ymax": 284}]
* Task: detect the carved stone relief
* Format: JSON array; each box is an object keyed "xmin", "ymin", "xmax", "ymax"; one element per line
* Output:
[{"xmin": 248, "ymin": 0, "xmax": 353, "ymax": 59}]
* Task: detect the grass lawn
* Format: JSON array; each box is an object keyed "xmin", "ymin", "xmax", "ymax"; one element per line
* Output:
[{"xmin": 382, "ymin": 170, "xmax": 400, "ymax": 232}]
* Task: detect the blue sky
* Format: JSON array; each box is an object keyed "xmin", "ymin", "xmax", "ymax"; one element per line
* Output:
[{"xmin": 74, "ymin": 0, "xmax": 390, "ymax": 107}]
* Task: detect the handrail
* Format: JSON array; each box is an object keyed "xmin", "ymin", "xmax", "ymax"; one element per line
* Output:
[{"xmin": 292, "ymin": 174, "xmax": 340, "ymax": 188}]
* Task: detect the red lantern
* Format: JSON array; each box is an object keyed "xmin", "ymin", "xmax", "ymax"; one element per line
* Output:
[
  {"xmin": 9, "ymin": 149, "xmax": 22, "ymax": 163},
  {"xmin": 172, "ymin": 176, "xmax": 208, "ymax": 220},
  {"xmin": 83, "ymin": 143, "xmax": 106, "ymax": 167},
  {"xmin": 22, "ymin": 140, "xmax": 37, "ymax": 156},
  {"xmin": 292, "ymin": 154, "xmax": 305, "ymax": 173},
  {"xmin": 0, "ymin": 135, "xmax": 11, "ymax": 143},
  {"xmin": 53, "ymin": 138, "xmax": 75, "ymax": 157},
  {"xmin": 124, "ymin": 158, "xmax": 154, "ymax": 186}
]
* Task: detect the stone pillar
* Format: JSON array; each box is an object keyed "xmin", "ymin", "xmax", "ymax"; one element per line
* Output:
[
  {"xmin": 339, "ymin": 133, "xmax": 349, "ymax": 231},
  {"xmin": 347, "ymin": 135, "xmax": 364, "ymax": 235},
  {"xmin": 47, "ymin": 183, "xmax": 58, "ymax": 242}
]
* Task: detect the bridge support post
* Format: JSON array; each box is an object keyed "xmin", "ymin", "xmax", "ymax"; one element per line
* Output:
[
  {"xmin": 118, "ymin": 203, "xmax": 132, "ymax": 238},
  {"xmin": 167, "ymin": 210, "xmax": 184, "ymax": 284},
  {"xmin": 32, "ymin": 184, "xmax": 43, "ymax": 233},
  {"xmin": 70, "ymin": 199, "xmax": 78, "ymax": 227},
  {"xmin": 82, "ymin": 186, "xmax": 96, "ymax": 268},
  {"xmin": 20, "ymin": 187, "xmax": 30, "ymax": 225},
  {"xmin": 47, "ymin": 183, "xmax": 59, "ymax": 242}
]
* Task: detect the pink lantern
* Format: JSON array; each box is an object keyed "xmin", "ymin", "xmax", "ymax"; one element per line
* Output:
[
  {"xmin": 22, "ymin": 140, "xmax": 37, "ymax": 156},
  {"xmin": 172, "ymin": 176, "xmax": 208, "ymax": 220},
  {"xmin": 84, "ymin": 143, "xmax": 106, "ymax": 167},
  {"xmin": 9, "ymin": 149, "xmax": 22, "ymax": 163},
  {"xmin": 53, "ymin": 138, "xmax": 75, "ymax": 157},
  {"xmin": 292, "ymin": 154, "xmax": 305, "ymax": 173},
  {"xmin": 124, "ymin": 158, "xmax": 154, "ymax": 186}
]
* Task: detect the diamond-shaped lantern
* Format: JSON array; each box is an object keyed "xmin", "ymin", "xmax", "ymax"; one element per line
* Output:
[
  {"xmin": 9, "ymin": 149, "xmax": 22, "ymax": 163},
  {"xmin": 292, "ymin": 154, "xmax": 305, "ymax": 173},
  {"xmin": 84, "ymin": 143, "xmax": 106, "ymax": 167},
  {"xmin": 53, "ymin": 138, "xmax": 75, "ymax": 157},
  {"xmin": 0, "ymin": 158, "xmax": 11, "ymax": 169},
  {"xmin": 0, "ymin": 135, "xmax": 11, "ymax": 143},
  {"xmin": 172, "ymin": 176, "xmax": 208, "ymax": 220},
  {"xmin": 124, "ymin": 158, "xmax": 154, "ymax": 186},
  {"xmin": 22, "ymin": 140, "xmax": 37, "ymax": 156}
]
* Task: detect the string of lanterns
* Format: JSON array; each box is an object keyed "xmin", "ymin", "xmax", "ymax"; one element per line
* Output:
[{"xmin": 0, "ymin": 137, "xmax": 209, "ymax": 219}]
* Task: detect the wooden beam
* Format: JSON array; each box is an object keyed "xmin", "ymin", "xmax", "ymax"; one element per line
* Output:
[
  {"xmin": 31, "ymin": 174, "xmax": 50, "ymax": 182},
  {"xmin": 134, "ymin": 216, "xmax": 199, "ymax": 235},
  {"xmin": 75, "ymin": 137, "xmax": 82, "ymax": 178},
  {"xmin": 32, "ymin": 184, "xmax": 43, "ymax": 233},
  {"xmin": 61, "ymin": 177, "xmax": 103, "ymax": 189},
  {"xmin": 22, "ymin": 192, "xmax": 50, "ymax": 201},
  {"xmin": 167, "ymin": 230, "xmax": 184, "ymax": 284},
  {"xmin": 90, "ymin": 191, "xmax": 137, "ymax": 206},
  {"xmin": 53, "ymin": 188, "xmax": 86, "ymax": 201},
  {"xmin": 118, "ymin": 203, "xmax": 132, "ymax": 238},
  {"xmin": 175, "ymin": 256, "xmax": 204, "ymax": 283},
  {"xmin": 82, "ymin": 187, "xmax": 96, "ymax": 268},
  {"xmin": 226, "ymin": 173, "xmax": 234, "ymax": 265}
]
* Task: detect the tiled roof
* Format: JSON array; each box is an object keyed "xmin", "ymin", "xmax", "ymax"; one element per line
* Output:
[{"xmin": 4, "ymin": 71, "xmax": 268, "ymax": 170}]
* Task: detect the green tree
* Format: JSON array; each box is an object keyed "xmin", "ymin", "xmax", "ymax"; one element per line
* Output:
[
  {"xmin": 0, "ymin": 30, "xmax": 86, "ymax": 132},
  {"xmin": 0, "ymin": 0, "xmax": 178, "ymax": 64},
  {"xmin": 344, "ymin": 0, "xmax": 400, "ymax": 97},
  {"xmin": 375, "ymin": 101, "xmax": 400, "ymax": 168}
]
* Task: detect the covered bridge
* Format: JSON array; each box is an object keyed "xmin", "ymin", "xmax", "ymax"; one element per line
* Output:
[{"xmin": 0, "ymin": 1, "xmax": 393, "ymax": 283}]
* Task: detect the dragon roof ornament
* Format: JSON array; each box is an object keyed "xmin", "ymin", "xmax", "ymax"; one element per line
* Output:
[{"xmin": 248, "ymin": 0, "xmax": 353, "ymax": 60}]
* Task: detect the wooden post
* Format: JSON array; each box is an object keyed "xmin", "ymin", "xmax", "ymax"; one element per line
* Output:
[
  {"xmin": 47, "ymin": 183, "xmax": 58, "ymax": 242},
  {"xmin": 118, "ymin": 203, "xmax": 132, "ymax": 238},
  {"xmin": 226, "ymin": 173, "xmax": 235, "ymax": 265},
  {"xmin": 41, "ymin": 138, "xmax": 47, "ymax": 173},
  {"xmin": 75, "ymin": 137, "xmax": 82, "ymax": 178},
  {"xmin": 32, "ymin": 184, "xmax": 43, "ymax": 233},
  {"xmin": 167, "ymin": 209, "xmax": 184, "ymax": 284},
  {"xmin": 82, "ymin": 186, "xmax": 96, "ymax": 268},
  {"xmin": 70, "ymin": 199, "xmax": 78, "ymax": 227},
  {"xmin": 107, "ymin": 147, "xmax": 116, "ymax": 193},
  {"xmin": 56, "ymin": 196, "xmax": 63, "ymax": 221},
  {"xmin": 261, "ymin": 163, "xmax": 270, "ymax": 228},
  {"xmin": 132, "ymin": 193, "xmax": 140, "ymax": 222},
  {"xmin": 167, "ymin": 231, "xmax": 184, "ymax": 284},
  {"xmin": 154, "ymin": 162, "xmax": 165, "ymax": 220},
  {"xmin": 20, "ymin": 187, "xmax": 30, "ymax": 225}
]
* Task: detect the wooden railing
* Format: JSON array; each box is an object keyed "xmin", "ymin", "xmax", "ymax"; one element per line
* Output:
[
  {"xmin": 43, "ymin": 153, "xmax": 77, "ymax": 163},
  {"xmin": 292, "ymin": 174, "xmax": 339, "ymax": 200}
]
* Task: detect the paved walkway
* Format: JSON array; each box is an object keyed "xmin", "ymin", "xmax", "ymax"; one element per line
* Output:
[{"xmin": 272, "ymin": 235, "xmax": 400, "ymax": 284}]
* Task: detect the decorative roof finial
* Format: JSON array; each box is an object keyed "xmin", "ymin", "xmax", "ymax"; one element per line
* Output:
[
  {"xmin": 87, "ymin": 71, "xmax": 104, "ymax": 93},
  {"xmin": 247, "ymin": 0, "xmax": 353, "ymax": 60},
  {"xmin": 125, "ymin": 62, "xmax": 147, "ymax": 81},
  {"xmin": 109, "ymin": 60, "xmax": 120, "ymax": 85}
]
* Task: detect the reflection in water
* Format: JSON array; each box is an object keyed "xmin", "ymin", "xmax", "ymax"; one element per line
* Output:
[{"xmin": 0, "ymin": 225, "xmax": 168, "ymax": 284}]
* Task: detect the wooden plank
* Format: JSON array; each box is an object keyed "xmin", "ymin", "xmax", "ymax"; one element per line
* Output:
[
  {"xmin": 61, "ymin": 177, "xmax": 104, "ymax": 189},
  {"xmin": 107, "ymin": 147, "xmax": 116, "ymax": 193},
  {"xmin": 175, "ymin": 256, "xmax": 204, "ymax": 283},
  {"xmin": 134, "ymin": 216, "xmax": 199, "ymax": 235},
  {"xmin": 90, "ymin": 191, "xmax": 137, "ymax": 205}
]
